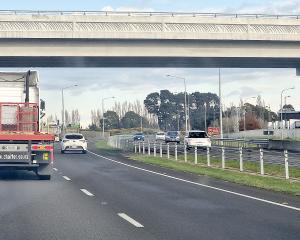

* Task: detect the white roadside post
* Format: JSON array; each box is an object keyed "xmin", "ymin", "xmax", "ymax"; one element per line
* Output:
[
  {"xmin": 221, "ymin": 147, "xmax": 225, "ymax": 169},
  {"xmin": 175, "ymin": 143, "xmax": 178, "ymax": 161},
  {"xmin": 207, "ymin": 147, "xmax": 211, "ymax": 167},
  {"xmin": 184, "ymin": 144, "xmax": 187, "ymax": 162},
  {"xmin": 167, "ymin": 143, "xmax": 170, "ymax": 159},
  {"xmin": 142, "ymin": 142, "xmax": 145, "ymax": 155},
  {"xmin": 260, "ymin": 148, "xmax": 264, "ymax": 175},
  {"xmin": 194, "ymin": 146, "xmax": 198, "ymax": 164},
  {"xmin": 153, "ymin": 143, "xmax": 156, "ymax": 157},
  {"xmin": 138, "ymin": 142, "xmax": 141, "ymax": 154},
  {"xmin": 148, "ymin": 141, "xmax": 151, "ymax": 156},
  {"xmin": 160, "ymin": 142, "xmax": 163, "ymax": 158},
  {"xmin": 239, "ymin": 147, "xmax": 243, "ymax": 172},
  {"xmin": 134, "ymin": 142, "xmax": 137, "ymax": 153},
  {"xmin": 284, "ymin": 150, "xmax": 289, "ymax": 180}
]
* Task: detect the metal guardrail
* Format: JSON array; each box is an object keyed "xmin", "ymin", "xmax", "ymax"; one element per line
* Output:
[{"xmin": 0, "ymin": 10, "xmax": 300, "ymax": 20}]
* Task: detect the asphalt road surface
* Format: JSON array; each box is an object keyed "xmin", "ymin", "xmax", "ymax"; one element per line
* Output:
[{"xmin": 0, "ymin": 143, "xmax": 299, "ymax": 240}]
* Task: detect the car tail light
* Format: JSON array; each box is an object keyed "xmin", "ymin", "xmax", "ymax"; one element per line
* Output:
[
  {"xmin": 63, "ymin": 140, "xmax": 69, "ymax": 143},
  {"xmin": 79, "ymin": 140, "xmax": 86, "ymax": 143}
]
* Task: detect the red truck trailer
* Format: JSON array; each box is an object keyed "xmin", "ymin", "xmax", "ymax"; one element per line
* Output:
[{"xmin": 0, "ymin": 71, "xmax": 54, "ymax": 180}]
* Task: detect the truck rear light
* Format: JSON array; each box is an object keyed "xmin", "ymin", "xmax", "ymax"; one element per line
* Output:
[{"xmin": 32, "ymin": 145, "xmax": 53, "ymax": 151}]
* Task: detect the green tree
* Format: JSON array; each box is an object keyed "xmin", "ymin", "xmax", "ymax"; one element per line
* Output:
[
  {"xmin": 121, "ymin": 111, "xmax": 142, "ymax": 129},
  {"xmin": 100, "ymin": 111, "xmax": 119, "ymax": 130}
]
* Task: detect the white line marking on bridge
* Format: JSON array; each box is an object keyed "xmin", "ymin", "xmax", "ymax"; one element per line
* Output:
[
  {"xmin": 53, "ymin": 168, "xmax": 58, "ymax": 171},
  {"xmin": 88, "ymin": 150, "xmax": 300, "ymax": 212},
  {"xmin": 118, "ymin": 213, "xmax": 144, "ymax": 228},
  {"xmin": 80, "ymin": 189, "xmax": 94, "ymax": 197},
  {"xmin": 63, "ymin": 176, "xmax": 71, "ymax": 181}
]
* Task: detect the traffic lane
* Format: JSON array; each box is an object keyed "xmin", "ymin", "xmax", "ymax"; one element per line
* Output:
[
  {"xmin": 55, "ymin": 149, "xmax": 300, "ymax": 240},
  {"xmin": 0, "ymin": 169, "xmax": 157, "ymax": 240}
]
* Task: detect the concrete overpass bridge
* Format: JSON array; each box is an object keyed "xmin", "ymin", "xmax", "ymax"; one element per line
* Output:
[{"xmin": 1, "ymin": 10, "xmax": 300, "ymax": 71}]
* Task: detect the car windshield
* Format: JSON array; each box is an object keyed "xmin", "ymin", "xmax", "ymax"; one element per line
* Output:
[
  {"xmin": 65, "ymin": 134, "xmax": 83, "ymax": 140},
  {"xmin": 188, "ymin": 132, "xmax": 208, "ymax": 138},
  {"xmin": 157, "ymin": 133, "xmax": 165, "ymax": 135},
  {"xmin": 167, "ymin": 131, "xmax": 178, "ymax": 136},
  {"xmin": 135, "ymin": 133, "xmax": 143, "ymax": 136}
]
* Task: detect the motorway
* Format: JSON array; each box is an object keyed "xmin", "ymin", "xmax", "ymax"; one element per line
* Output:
[{"xmin": 0, "ymin": 142, "xmax": 299, "ymax": 240}]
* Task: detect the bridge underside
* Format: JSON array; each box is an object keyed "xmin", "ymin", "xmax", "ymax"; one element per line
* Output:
[
  {"xmin": 1, "ymin": 56, "xmax": 300, "ymax": 68},
  {"xmin": 0, "ymin": 39, "xmax": 300, "ymax": 69}
]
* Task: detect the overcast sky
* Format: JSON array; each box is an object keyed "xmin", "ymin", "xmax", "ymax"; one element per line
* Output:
[{"xmin": 1, "ymin": 0, "xmax": 300, "ymax": 127}]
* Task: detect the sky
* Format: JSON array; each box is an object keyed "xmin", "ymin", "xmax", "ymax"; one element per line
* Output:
[{"xmin": 1, "ymin": 0, "xmax": 300, "ymax": 127}]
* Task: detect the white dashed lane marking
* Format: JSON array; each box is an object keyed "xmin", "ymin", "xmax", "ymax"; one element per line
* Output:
[
  {"xmin": 118, "ymin": 213, "xmax": 144, "ymax": 228},
  {"xmin": 80, "ymin": 189, "xmax": 95, "ymax": 197},
  {"xmin": 63, "ymin": 176, "xmax": 71, "ymax": 181}
]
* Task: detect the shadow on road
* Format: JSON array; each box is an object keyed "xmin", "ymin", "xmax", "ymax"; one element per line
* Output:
[{"xmin": 0, "ymin": 170, "xmax": 39, "ymax": 181}]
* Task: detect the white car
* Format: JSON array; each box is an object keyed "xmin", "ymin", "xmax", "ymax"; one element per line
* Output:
[
  {"xmin": 155, "ymin": 132, "xmax": 166, "ymax": 141},
  {"xmin": 61, "ymin": 133, "xmax": 87, "ymax": 154},
  {"xmin": 184, "ymin": 130, "xmax": 211, "ymax": 149}
]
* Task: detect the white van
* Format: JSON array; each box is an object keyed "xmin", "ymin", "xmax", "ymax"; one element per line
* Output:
[{"xmin": 184, "ymin": 130, "xmax": 211, "ymax": 149}]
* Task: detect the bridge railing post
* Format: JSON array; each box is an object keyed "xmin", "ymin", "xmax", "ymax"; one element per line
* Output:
[
  {"xmin": 167, "ymin": 143, "xmax": 170, "ymax": 159},
  {"xmin": 160, "ymin": 142, "xmax": 163, "ymax": 158},
  {"xmin": 153, "ymin": 143, "xmax": 156, "ymax": 157},
  {"xmin": 142, "ymin": 142, "xmax": 145, "ymax": 155},
  {"xmin": 207, "ymin": 147, "xmax": 210, "ymax": 167},
  {"xmin": 221, "ymin": 147, "xmax": 225, "ymax": 169},
  {"xmin": 138, "ymin": 142, "xmax": 141, "ymax": 154},
  {"xmin": 148, "ymin": 141, "xmax": 151, "ymax": 155},
  {"xmin": 194, "ymin": 146, "xmax": 198, "ymax": 164},
  {"xmin": 175, "ymin": 143, "xmax": 178, "ymax": 161},
  {"xmin": 134, "ymin": 142, "xmax": 137, "ymax": 153},
  {"xmin": 184, "ymin": 144, "xmax": 187, "ymax": 162},
  {"xmin": 260, "ymin": 148, "xmax": 264, "ymax": 175},
  {"xmin": 284, "ymin": 150, "xmax": 289, "ymax": 180},
  {"xmin": 239, "ymin": 147, "xmax": 243, "ymax": 172}
]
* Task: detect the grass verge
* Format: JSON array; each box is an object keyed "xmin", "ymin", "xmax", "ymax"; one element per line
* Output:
[
  {"xmin": 129, "ymin": 154, "xmax": 300, "ymax": 196},
  {"xmin": 94, "ymin": 140, "xmax": 300, "ymax": 196}
]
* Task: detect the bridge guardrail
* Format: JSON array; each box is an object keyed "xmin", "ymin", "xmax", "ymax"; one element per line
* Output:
[{"xmin": 0, "ymin": 10, "xmax": 300, "ymax": 20}]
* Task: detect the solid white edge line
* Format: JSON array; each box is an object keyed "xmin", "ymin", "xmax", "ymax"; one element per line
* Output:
[
  {"xmin": 118, "ymin": 213, "xmax": 144, "ymax": 228},
  {"xmin": 63, "ymin": 176, "xmax": 71, "ymax": 181},
  {"xmin": 88, "ymin": 150, "xmax": 300, "ymax": 212},
  {"xmin": 80, "ymin": 188, "xmax": 95, "ymax": 197}
]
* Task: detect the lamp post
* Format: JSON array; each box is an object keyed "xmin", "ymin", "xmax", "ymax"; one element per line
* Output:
[
  {"xmin": 61, "ymin": 84, "xmax": 78, "ymax": 134},
  {"xmin": 280, "ymin": 87, "xmax": 295, "ymax": 139},
  {"xmin": 102, "ymin": 96, "xmax": 115, "ymax": 138},
  {"xmin": 284, "ymin": 95, "xmax": 291, "ymax": 129},
  {"xmin": 218, "ymin": 68, "xmax": 223, "ymax": 139},
  {"xmin": 166, "ymin": 74, "xmax": 188, "ymax": 133},
  {"xmin": 204, "ymin": 102, "xmax": 207, "ymax": 132}
]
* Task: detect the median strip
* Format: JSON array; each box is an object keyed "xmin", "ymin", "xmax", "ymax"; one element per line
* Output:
[
  {"xmin": 80, "ymin": 189, "xmax": 94, "ymax": 197},
  {"xmin": 118, "ymin": 213, "xmax": 144, "ymax": 228}
]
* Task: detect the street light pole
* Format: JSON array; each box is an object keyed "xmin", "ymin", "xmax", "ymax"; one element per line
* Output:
[
  {"xmin": 102, "ymin": 96, "xmax": 115, "ymax": 138},
  {"xmin": 280, "ymin": 87, "xmax": 295, "ymax": 140},
  {"xmin": 166, "ymin": 75, "xmax": 188, "ymax": 133},
  {"xmin": 204, "ymin": 102, "xmax": 207, "ymax": 132},
  {"xmin": 284, "ymin": 95, "xmax": 291, "ymax": 129},
  {"xmin": 61, "ymin": 84, "xmax": 78, "ymax": 135},
  {"xmin": 219, "ymin": 68, "xmax": 223, "ymax": 139}
]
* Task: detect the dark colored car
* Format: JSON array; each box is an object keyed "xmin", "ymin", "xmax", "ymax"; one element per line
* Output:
[
  {"xmin": 165, "ymin": 131, "xmax": 180, "ymax": 143},
  {"xmin": 133, "ymin": 133, "xmax": 145, "ymax": 141}
]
